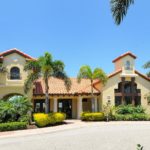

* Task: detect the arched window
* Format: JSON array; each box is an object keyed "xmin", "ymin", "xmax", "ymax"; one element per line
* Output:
[
  {"xmin": 10, "ymin": 67, "xmax": 20, "ymax": 80},
  {"xmin": 125, "ymin": 61, "xmax": 131, "ymax": 70}
]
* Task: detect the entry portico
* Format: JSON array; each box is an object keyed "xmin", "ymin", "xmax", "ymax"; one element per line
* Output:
[{"xmin": 33, "ymin": 77, "xmax": 100, "ymax": 119}]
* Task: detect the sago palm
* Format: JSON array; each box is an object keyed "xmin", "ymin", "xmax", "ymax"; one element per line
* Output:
[
  {"xmin": 143, "ymin": 61, "xmax": 150, "ymax": 77},
  {"xmin": 24, "ymin": 52, "xmax": 71, "ymax": 114},
  {"xmin": 110, "ymin": 0, "xmax": 134, "ymax": 25},
  {"xmin": 77, "ymin": 65, "xmax": 107, "ymax": 112}
]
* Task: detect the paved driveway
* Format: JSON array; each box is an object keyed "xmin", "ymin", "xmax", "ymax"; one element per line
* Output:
[{"xmin": 0, "ymin": 121, "xmax": 150, "ymax": 150}]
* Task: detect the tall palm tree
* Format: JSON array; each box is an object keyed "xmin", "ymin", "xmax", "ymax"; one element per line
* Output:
[
  {"xmin": 143, "ymin": 61, "xmax": 150, "ymax": 77},
  {"xmin": 24, "ymin": 52, "xmax": 71, "ymax": 114},
  {"xmin": 77, "ymin": 65, "xmax": 107, "ymax": 112},
  {"xmin": 110, "ymin": 0, "xmax": 134, "ymax": 25}
]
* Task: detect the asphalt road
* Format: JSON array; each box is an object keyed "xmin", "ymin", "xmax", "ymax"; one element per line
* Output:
[{"xmin": 0, "ymin": 122, "xmax": 150, "ymax": 150}]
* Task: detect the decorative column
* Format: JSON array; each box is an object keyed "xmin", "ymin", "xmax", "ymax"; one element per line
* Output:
[
  {"xmin": 77, "ymin": 96, "xmax": 83, "ymax": 119},
  {"xmin": 131, "ymin": 77, "xmax": 135, "ymax": 105},
  {"xmin": 94, "ymin": 97, "xmax": 98, "ymax": 112},
  {"xmin": 91, "ymin": 98, "xmax": 95, "ymax": 112},
  {"xmin": 53, "ymin": 98, "xmax": 58, "ymax": 112},
  {"xmin": 121, "ymin": 77, "xmax": 125, "ymax": 105}
]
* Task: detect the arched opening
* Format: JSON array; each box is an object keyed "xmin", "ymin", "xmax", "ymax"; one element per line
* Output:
[
  {"xmin": 2, "ymin": 93, "xmax": 23, "ymax": 101},
  {"xmin": 115, "ymin": 78, "xmax": 141, "ymax": 106},
  {"xmin": 10, "ymin": 67, "xmax": 20, "ymax": 80}
]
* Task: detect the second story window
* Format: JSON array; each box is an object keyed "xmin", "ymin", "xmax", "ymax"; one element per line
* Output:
[
  {"xmin": 10, "ymin": 67, "xmax": 20, "ymax": 80},
  {"xmin": 125, "ymin": 61, "xmax": 131, "ymax": 70}
]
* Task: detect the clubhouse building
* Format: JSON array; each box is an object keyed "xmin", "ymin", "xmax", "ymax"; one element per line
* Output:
[{"xmin": 0, "ymin": 49, "xmax": 150, "ymax": 119}]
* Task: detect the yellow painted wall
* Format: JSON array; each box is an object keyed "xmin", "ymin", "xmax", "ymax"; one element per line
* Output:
[
  {"xmin": 136, "ymin": 76, "xmax": 150, "ymax": 112},
  {"xmin": 0, "ymin": 53, "xmax": 32, "ymax": 100},
  {"xmin": 101, "ymin": 73, "xmax": 121, "ymax": 106}
]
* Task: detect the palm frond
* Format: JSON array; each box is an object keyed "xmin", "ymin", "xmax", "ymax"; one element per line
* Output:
[
  {"xmin": 146, "ymin": 72, "xmax": 150, "ymax": 77},
  {"xmin": 77, "ymin": 65, "xmax": 92, "ymax": 83},
  {"xmin": 93, "ymin": 68, "xmax": 108, "ymax": 85},
  {"xmin": 24, "ymin": 60, "xmax": 41, "ymax": 72},
  {"xmin": 143, "ymin": 61, "xmax": 150, "ymax": 69},
  {"xmin": 110, "ymin": 0, "xmax": 134, "ymax": 25},
  {"xmin": 24, "ymin": 72, "xmax": 40, "ymax": 93}
]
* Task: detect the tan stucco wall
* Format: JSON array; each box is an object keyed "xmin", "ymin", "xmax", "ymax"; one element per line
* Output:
[
  {"xmin": 114, "ymin": 59, "xmax": 122, "ymax": 71},
  {"xmin": 99, "ymin": 72, "xmax": 150, "ymax": 111},
  {"xmin": 0, "ymin": 53, "xmax": 32, "ymax": 100},
  {"xmin": 136, "ymin": 76, "xmax": 150, "ymax": 112},
  {"xmin": 114, "ymin": 55, "xmax": 135, "ymax": 74},
  {"xmin": 101, "ymin": 73, "xmax": 121, "ymax": 106}
]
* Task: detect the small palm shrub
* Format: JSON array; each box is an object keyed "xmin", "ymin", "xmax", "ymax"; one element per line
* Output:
[
  {"xmin": 33, "ymin": 112, "xmax": 66, "ymax": 127},
  {"xmin": 81, "ymin": 112, "xmax": 105, "ymax": 121},
  {"xmin": 0, "ymin": 96, "xmax": 32, "ymax": 123}
]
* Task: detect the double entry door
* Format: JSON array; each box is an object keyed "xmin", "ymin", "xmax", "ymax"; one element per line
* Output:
[{"xmin": 58, "ymin": 99, "xmax": 72, "ymax": 119}]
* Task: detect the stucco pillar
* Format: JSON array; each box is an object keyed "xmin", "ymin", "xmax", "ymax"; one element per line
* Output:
[
  {"xmin": 94, "ymin": 97, "xmax": 98, "ymax": 112},
  {"xmin": 53, "ymin": 98, "xmax": 58, "ymax": 112},
  {"xmin": 77, "ymin": 96, "xmax": 83, "ymax": 119}
]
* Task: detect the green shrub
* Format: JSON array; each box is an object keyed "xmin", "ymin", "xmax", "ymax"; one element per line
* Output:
[
  {"xmin": 0, "ymin": 122, "xmax": 27, "ymax": 132},
  {"xmin": 0, "ymin": 96, "xmax": 32, "ymax": 123},
  {"xmin": 115, "ymin": 105, "xmax": 145, "ymax": 115},
  {"xmin": 112, "ymin": 105, "xmax": 150, "ymax": 121},
  {"xmin": 33, "ymin": 113, "xmax": 66, "ymax": 127},
  {"xmin": 81, "ymin": 112, "xmax": 105, "ymax": 121},
  {"xmin": 18, "ymin": 115, "xmax": 31, "ymax": 123},
  {"xmin": 113, "ymin": 113, "xmax": 150, "ymax": 121}
]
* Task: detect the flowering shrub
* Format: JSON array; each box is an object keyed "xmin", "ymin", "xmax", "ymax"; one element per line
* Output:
[
  {"xmin": 81, "ymin": 112, "xmax": 105, "ymax": 121},
  {"xmin": 33, "ymin": 112, "xmax": 66, "ymax": 127}
]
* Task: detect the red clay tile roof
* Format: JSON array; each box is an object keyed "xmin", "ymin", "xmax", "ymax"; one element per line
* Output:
[
  {"xmin": 0, "ymin": 48, "xmax": 35, "ymax": 60},
  {"xmin": 33, "ymin": 77, "xmax": 100, "ymax": 95},
  {"xmin": 112, "ymin": 51, "xmax": 137, "ymax": 63},
  {"xmin": 108, "ymin": 69, "xmax": 122, "ymax": 78},
  {"xmin": 135, "ymin": 70, "xmax": 150, "ymax": 82}
]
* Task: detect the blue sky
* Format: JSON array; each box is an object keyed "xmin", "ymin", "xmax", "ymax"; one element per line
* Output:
[{"xmin": 0, "ymin": 0, "xmax": 149, "ymax": 76}]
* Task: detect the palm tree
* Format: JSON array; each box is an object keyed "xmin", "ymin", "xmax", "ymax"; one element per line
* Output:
[
  {"xmin": 77, "ymin": 65, "xmax": 107, "ymax": 112},
  {"xmin": 143, "ymin": 61, "xmax": 150, "ymax": 77},
  {"xmin": 110, "ymin": 0, "xmax": 134, "ymax": 25},
  {"xmin": 24, "ymin": 52, "xmax": 71, "ymax": 114}
]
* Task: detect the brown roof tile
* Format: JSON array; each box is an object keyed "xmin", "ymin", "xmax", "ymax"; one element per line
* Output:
[
  {"xmin": 112, "ymin": 51, "xmax": 137, "ymax": 63},
  {"xmin": 0, "ymin": 48, "xmax": 36, "ymax": 60},
  {"xmin": 33, "ymin": 77, "xmax": 100, "ymax": 95}
]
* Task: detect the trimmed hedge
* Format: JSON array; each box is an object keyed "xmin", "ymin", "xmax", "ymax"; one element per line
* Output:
[
  {"xmin": 113, "ymin": 113, "xmax": 150, "ymax": 121},
  {"xmin": 0, "ymin": 122, "xmax": 27, "ymax": 132},
  {"xmin": 81, "ymin": 112, "xmax": 105, "ymax": 121},
  {"xmin": 33, "ymin": 113, "xmax": 66, "ymax": 127}
]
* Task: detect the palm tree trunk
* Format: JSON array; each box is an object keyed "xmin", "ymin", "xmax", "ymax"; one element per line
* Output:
[
  {"xmin": 91, "ymin": 80, "xmax": 95, "ymax": 112},
  {"xmin": 45, "ymin": 77, "xmax": 50, "ymax": 114}
]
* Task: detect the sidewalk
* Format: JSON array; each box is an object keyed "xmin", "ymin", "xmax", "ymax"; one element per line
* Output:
[
  {"xmin": 1, "ymin": 120, "xmax": 150, "ymax": 139},
  {"xmin": 0, "ymin": 120, "xmax": 85, "ymax": 138}
]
